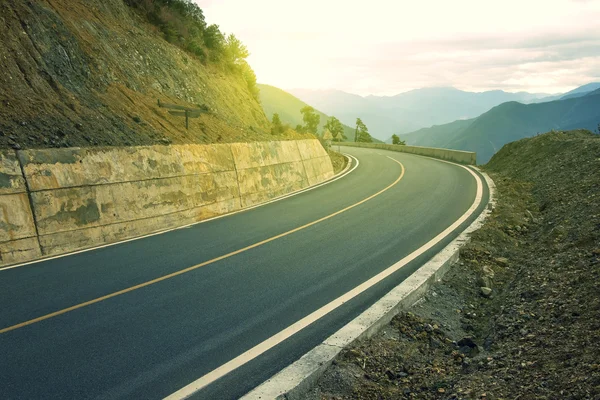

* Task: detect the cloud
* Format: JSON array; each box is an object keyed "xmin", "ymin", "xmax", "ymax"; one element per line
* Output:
[{"xmin": 195, "ymin": 0, "xmax": 600, "ymax": 95}]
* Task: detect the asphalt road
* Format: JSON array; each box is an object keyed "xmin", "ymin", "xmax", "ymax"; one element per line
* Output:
[{"xmin": 0, "ymin": 146, "xmax": 488, "ymax": 399}]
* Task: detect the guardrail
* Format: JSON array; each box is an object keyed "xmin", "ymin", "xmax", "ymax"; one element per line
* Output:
[{"xmin": 340, "ymin": 142, "xmax": 476, "ymax": 165}]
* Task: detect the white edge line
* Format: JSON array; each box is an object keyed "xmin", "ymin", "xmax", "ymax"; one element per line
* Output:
[
  {"xmin": 0, "ymin": 155, "xmax": 358, "ymax": 272},
  {"xmin": 165, "ymin": 154, "xmax": 486, "ymax": 400}
]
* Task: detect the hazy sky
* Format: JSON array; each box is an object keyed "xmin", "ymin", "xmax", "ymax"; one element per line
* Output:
[{"xmin": 196, "ymin": 0, "xmax": 600, "ymax": 96}]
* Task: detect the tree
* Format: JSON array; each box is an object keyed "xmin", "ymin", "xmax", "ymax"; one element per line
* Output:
[
  {"xmin": 357, "ymin": 129, "xmax": 373, "ymax": 143},
  {"xmin": 392, "ymin": 134, "xmax": 406, "ymax": 145},
  {"xmin": 324, "ymin": 116, "xmax": 345, "ymax": 142},
  {"xmin": 354, "ymin": 118, "xmax": 363, "ymax": 142},
  {"xmin": 239, "ymin": 59, "xmax": 259, "ymax": 100},
  {"xmin": 355, "ymin": 118, "xmax": 373, "ymax": 143},
  {"xmin": 300, "ymin": 106, "xmax": 320, "ymax": 134},
  {"xmin": 203, "ymin": 24, "xmax": 225, "ymax": 61},
  {"xmin": 224, "ymin": 33, "xmax": 249, "ymax": 68},
  {"xmin": 271, "ymin": 113, "xmax": 284, "ymax": 135}
]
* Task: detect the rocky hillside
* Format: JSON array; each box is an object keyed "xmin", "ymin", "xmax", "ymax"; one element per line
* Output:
[
  {"xmin": 0, "ymin": 0, "xmax": 292, "ymax": 150},
  {"xmin": 312, "ymin": 130, "xmax": 600, "ymax": 399}
]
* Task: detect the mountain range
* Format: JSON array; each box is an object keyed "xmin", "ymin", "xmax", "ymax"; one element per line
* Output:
[
  {"xmin": 288, "ymin": 87, "xmax": 554, "ymax": 141},
  {"xmin": 537, "ymin": 82, "xmax": 600, "ymax": 102},
  {"xmin": 400, "ymin": 89, "xmax": 600, "ymax": 163},
  {"xmin": 258, "ymin": 82, "xmax": 600, "ymax": 164}
]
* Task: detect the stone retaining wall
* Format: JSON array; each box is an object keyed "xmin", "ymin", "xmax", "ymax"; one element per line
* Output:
[
  {"xmin": 0, "ymin": 151, "xmax": 42, "ymax": 265},
  {"xmin": 0, "ymin": 139, "xmax": 333, "ymax": 266}
]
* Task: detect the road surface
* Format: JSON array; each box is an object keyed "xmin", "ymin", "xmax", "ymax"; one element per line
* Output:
[{"xmin": 0, "ymin": 146, "xmax": 488, "ymax": 399}]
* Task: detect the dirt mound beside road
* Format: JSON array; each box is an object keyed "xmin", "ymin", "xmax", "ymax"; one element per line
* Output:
[{"xmin": 310, "ymin": 129, "xmax": 600, "ymax": 399}]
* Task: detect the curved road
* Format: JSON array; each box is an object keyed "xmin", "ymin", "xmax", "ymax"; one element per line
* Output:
[{"xmin": 0, "ymin": 146, "xmax": 488, "ymax": 399}]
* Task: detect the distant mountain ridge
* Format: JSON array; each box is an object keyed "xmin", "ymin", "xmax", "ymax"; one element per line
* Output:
[
  {"xmin": 400, "ymin": 92, "xmax": 600, "ymax": 163},
  {"xmin": 587, "ymin": 88, "xmax": 600, "ymax": 97},
  {"xmin": 288, "ymin": 87, "xmax": 552, "ymax": 140},
  {"xmin": 559, "ymin": 82, "xmax": 600, "ymax": 100},
  {"xmin": 259, "ymin": 82, "xmax": 600, "ymax": 163}
]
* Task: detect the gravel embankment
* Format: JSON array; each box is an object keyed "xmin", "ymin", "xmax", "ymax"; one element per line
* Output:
[{"xmin": 309, "ymin": 130, "xmax": 600, "ymax": 399}]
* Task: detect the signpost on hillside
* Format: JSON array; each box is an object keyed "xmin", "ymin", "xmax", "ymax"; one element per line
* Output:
[{"xmin": 157, "ymin": 99, "xmax": 206, "ymax": 130}]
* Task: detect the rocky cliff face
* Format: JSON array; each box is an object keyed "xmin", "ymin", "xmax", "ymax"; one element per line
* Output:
[{"xmin": 0, "ymin": 0, "xmax": 273, "ymax": 150}]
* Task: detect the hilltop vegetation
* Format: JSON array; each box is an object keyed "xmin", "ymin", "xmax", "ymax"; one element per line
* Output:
[
  {"xmin": 401, "ymin": 93, "xmax": 600, "ymax": 163},
  {"xmin": 0, "ymin": 0, "xmax": 311, "ymax": 150},
  {"xmin": 124, "ymin": 0, "xmax": 259, "ymax": 100},
  {"xmin": 259, "ymin": 84, "xmax": 379, "ymax": 143},
  {"xmin": 259, "ymin": 84, "xmax": 355, "ymax": 140}
]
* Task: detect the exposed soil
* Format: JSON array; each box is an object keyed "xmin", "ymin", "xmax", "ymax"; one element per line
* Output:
[
  {"xmin": 0, "ymin": 0, "xmax": 309, "ymax": 151},
  {"xmin": 309, "ymin": 130, "xmax": 600, "ymax": 399}
]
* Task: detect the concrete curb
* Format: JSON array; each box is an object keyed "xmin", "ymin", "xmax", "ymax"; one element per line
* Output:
[
  {"xmin": 340, "ymin": 142, "xmax": 477, "ymax": 165},
  {"xmin": 241, "ymin": 167, "xmax": 495, "ymax": 400}
]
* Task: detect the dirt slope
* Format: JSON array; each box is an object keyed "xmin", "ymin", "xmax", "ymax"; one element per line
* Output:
[
  {"xmin": 310, "ymin": 130, "xmax": 600, "ymax": 399},
  {"xmin": 0, "ymin": 0, "xmax": 292, "ymax": 150}
]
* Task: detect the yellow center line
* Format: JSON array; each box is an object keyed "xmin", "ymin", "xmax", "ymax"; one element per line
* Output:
[{"xmin": 0, "ymin": 158, "xmax": 405, "ymax": 335}]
